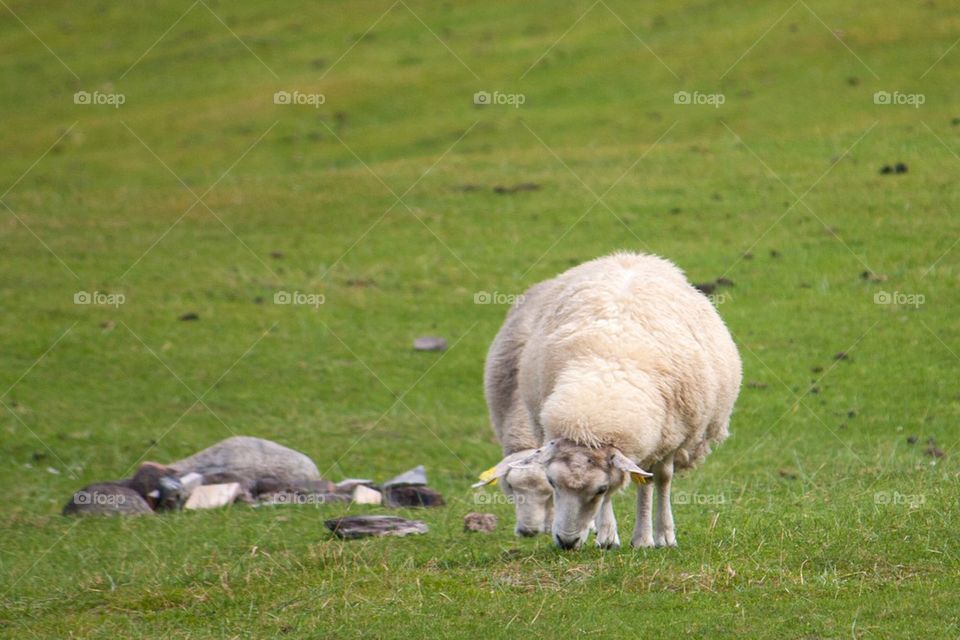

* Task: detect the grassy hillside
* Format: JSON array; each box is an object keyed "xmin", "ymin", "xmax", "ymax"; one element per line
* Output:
[{"xmin": 2, "ymin": 1, "xmax": 959, "ymax": 637}]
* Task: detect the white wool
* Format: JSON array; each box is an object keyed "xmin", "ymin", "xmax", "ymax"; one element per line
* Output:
[{"xmin": 515, "ymin": 251, "xmax": 742, "ymax": 471}]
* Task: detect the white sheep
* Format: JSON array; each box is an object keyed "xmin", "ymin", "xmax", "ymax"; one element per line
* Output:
[
  {"xmin": 481, "ymin": 252, "xmax": 741, "ymax": 550},
  {"xmin": 475, "ymin": 278, "xmax": 559, "ymax": 536}
]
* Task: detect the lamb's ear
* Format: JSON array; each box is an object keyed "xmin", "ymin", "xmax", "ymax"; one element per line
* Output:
[
  {"xmin": 610, "ymin": 450, "xmax": 654, "ymax": 484},
  {"xmin": 472, "ymin": 449, "xmax": 540, "ymax": 488},
  {"xmin": 508, "ymin": 440, "xmax": 556, "ymax": 470}
]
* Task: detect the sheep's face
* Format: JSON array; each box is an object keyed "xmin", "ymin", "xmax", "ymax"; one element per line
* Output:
[
  {"xmin": 500, "ymin": 465, "xmax": 553, "ymax": 536},
  {"xmin": 473, "ymin": 449, "xmax": 554, "ymax": 536},
  {"xmin": 518, "ymin": 440, "xmax": 653, "ymax": 550}
]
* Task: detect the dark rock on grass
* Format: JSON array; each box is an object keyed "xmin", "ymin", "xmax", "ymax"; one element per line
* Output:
[
  {"xmin": 694, "ymin": 282, "xmax": 716, "ymax": 295},
  {"xmin": 770, "ymin": 250, "xmax": 781, "ymax": 258},
  {"xmin": 63, "ymin": 483, "xmax": 154, "ymax": 517},
  {"xmin": 170, "ymin": 436, "xmax": 322, "ymax": 493},
  {"xmin": 880, "ymin": 165, "xmax": 893, "ymax": 175},
  {"xmin": 384, "ymin": 485, "xmax": 445, "ymax": 508},
  {"xmin": 253, "ymin": 477, "xmax": 336, "ymax": 497},
  {"xmin": 464, "ymin": 512, "xmax": 498, "ymax": 533},
  {"xmin": 925, "ymin": 445, "xmax": 946, "ymax": 458},
  {"xmin": 694, "ymin": 278, "xmax": 735, "ymax": 296},
  {"xmin": 179, "ymin": 312, "xmax": 199, "ymax": 321},
  {"xmin": 907, "ymin": 436, "xmax": 918, "ymax": 445},
  {"xmin": 413, "ymin": 336, "xmax": 447, "ymax": 352},
  {"xmin": 834, "ymin": 351, "xmax": 850, "ymax": 361},
  {"xmin": 325, "ymin": 515, "xmax": 428, "ymax": 539},
  {"xmin": 269, "ymin": 251, "xmax": 284, "ymax": 259},
  {"xmin": 383, "ymin": 465, "xmax": 427, "ymax": 488},
  {"xmin": 847, "ymin": 410, "xmax": 857, "ymax": 418},
  {"xmin": 493, "ymin": 182, "xmax": 540, "ymax": 195},
  {"xmin": 895, "ymin": 162, "xmax": 908, "ymax": 174}
]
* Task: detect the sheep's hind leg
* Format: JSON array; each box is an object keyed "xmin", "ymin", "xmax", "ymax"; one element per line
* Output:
[
  {"xmin": 654, "ymin": 453, "xmax": 677, "ymax": 548},
  {"xmin": 631, "ymin": 480, "xmax": 655, "ymax": 548},
  {"xmin": 594, "ymin": 496, "xmax": 619, "ymax": 549}
]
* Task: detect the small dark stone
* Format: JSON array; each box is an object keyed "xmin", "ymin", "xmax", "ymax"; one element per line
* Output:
[
  {"xmin": 270, "ymin": 251, "xmax": 284, "ymax": 259},
  {"xmin": 384, "ymin": 485, "xmax": 445, "ymax": 508},
  {"xmin": 325, "ymin": 515, "xmax": 428, "ymax": 539},
  {"xmin": 895, "ymin": 162, "xmax": 908, "ymax": 174},
  {"xmin": 847, "ymin": 410, "xmax": 856, "ymax": 418},
  {"xmin": 770, "ymin": 250, "xmax": 781, "ymax": 258},
  {"xmin": 493, "ymin": 182, "xmax": 540, "ymax": 195},
  {"xmin": 694, "ymin": 282, "xmax": 716, "ymax": 295},
  {"xmin": 834, "ymin": 352, "xmax": 850, "ymax": 361},
  {"xmin": 179, "ymin": 312, "xmax": 199, "ymax": 321},
  {"xmin": 880, "ymin": 165, "xmax": 893, "ymax": 175},
  {"xmin": 464, "ymin": 512, "xmax": 498, "ymax": 533},
  {"xmin": 906, "ymin": 436, "xmax": 918, "ymax": 445},
  {"xmin": 63, "ymin": 483, "xmax": 154, "ymax": 517}
]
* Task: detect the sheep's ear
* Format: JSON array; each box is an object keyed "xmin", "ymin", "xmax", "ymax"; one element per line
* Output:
[
  {"xmin": 610, "ymin": 450, "xmax": 653, "ymax": 484},
  {"xmin": 508, "ymin": 440, "xmax": 555, "ymax": 470},
  {"xmin": 472, "ymin": 449, "xmax": 539, "ymax": 488}
]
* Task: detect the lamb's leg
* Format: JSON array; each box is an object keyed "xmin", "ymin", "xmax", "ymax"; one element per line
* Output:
[
  {"xmin": 631, "ymin": 480, "xmax": 655, "ymax": 548},
  {"xmin": 594, "ymin": 496, "xmax": 619, "ymax": 549},
  {"xmin": 654, "ymin": 453, "xmax": 677, "ymax": 548}
]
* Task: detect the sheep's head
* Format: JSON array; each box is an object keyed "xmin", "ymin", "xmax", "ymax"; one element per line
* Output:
[
  {"xmin": 512, "ymin": 439, "xmax": 652, "ymax": 550},
  {"xmin": 473, "ymin": 449, "xmax": 554, "ymax": 536}
]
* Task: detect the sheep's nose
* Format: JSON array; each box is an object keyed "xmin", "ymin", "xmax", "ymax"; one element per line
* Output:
[
  {"xmin": 555, "ymin": 535, "xmax": 579, "ymax": 550},
  {"xmin": 515, "ymin": 526, "xmax": 539, "ymax": 537}
]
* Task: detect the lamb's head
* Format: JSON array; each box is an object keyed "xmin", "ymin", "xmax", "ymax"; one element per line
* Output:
[
  {"xmin": 515, "ymin": 439, "xmax": 653, "ymax": 550},
  {"xmin": 473, "ymin": 449, "xmax": 553, "ymax": 536}
]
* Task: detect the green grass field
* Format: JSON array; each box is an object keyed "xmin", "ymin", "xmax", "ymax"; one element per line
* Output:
[{"xmin": 2, "ymin": 0, "xmax": 959, "ymax": 637}]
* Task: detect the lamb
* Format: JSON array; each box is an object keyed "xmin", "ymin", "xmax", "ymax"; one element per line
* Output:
[
  {"xmin": 479, "ymin": 252, "xmax": 742, "ymax": 550},
  {"xmin": 474, "ymin": 278, "xmax": 560, "ymax": 536}
]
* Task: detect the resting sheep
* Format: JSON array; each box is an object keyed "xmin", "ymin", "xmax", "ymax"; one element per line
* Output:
[{"xmin": 478, "ymin": 252, "xmax": 741, "ymax": 550}]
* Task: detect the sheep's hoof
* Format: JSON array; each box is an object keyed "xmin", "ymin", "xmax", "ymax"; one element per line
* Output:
[
  {"xmin": 654, "ymin": 534, "xmax": 678, "ymax": 548},
  {"xmin": 596, "ymin": 540, "xmax": 620, "ymax": 550},
  {"xmin": 631, "ymin": 537, "xmax": 656, "ymax": 549}
]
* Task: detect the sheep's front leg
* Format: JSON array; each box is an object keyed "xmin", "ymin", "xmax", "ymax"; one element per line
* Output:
[
  {"xmin": 631, "ymin": 480, "xmax": 655, "ymax": 548},
  {"xmin": 654, "ymin": 453, "xmax": 677, "ymax": 547},
  {"xmin": 594, "ymin": 496, "xmax": 619, "ymax": 549}
]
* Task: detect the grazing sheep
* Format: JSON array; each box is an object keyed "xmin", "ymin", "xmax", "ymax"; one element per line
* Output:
[
  {"xmin": 475, "ymin": 279, "xmax": 559, "ymax": 536},
  {"xmin": 483, "ymin": 252, "xmax": 741, "ymax": 550}
]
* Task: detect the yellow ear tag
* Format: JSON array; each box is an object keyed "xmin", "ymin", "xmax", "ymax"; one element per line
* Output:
[
  {"xmin": 630, "ymin": 472, "xmax": 649, "ymax": 485},
  {"xmin": 479, "ymin": 466, "xmax": 499, "ymax": 486}
]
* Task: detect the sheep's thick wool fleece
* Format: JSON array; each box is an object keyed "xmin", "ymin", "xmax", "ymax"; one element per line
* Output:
[{"xmin": 517, "ymin": 252, "xmax": 742, "ymax": 470}]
